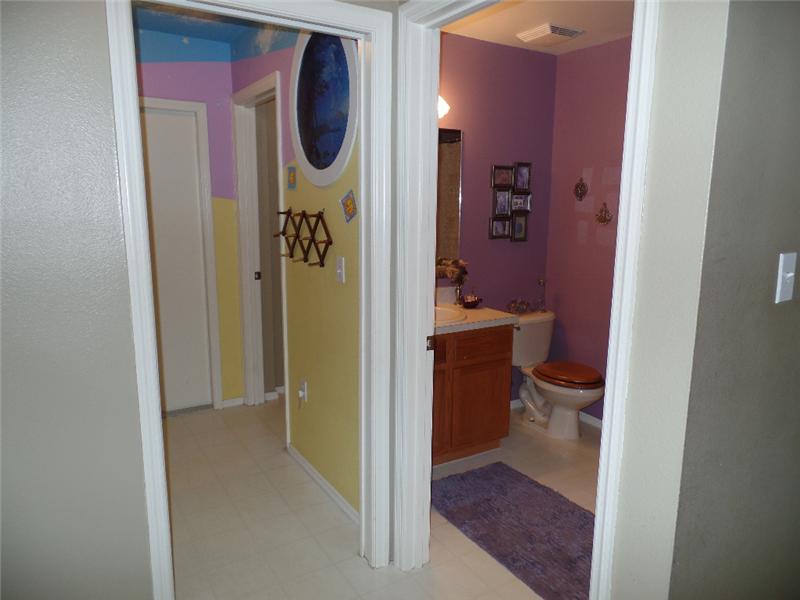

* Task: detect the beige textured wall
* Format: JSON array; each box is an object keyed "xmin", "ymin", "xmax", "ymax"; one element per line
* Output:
[
  {"xmin": 1, "ymin": 2, "xmax": 153, "ymax": 598},
  {"xmin": 670, "ymin": 3, "xmax": 800, "ymax": 598},
  {"xmin": 610, "ymin": 3, "xmax": 729, "ymax": 598}
]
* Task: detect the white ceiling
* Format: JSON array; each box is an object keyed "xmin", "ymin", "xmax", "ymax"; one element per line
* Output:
[{"xmin": 443, "ymin": 1, "xmax": 634, "ymax": 56}]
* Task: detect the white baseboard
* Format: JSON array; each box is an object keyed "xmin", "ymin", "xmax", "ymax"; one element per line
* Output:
[
  {"xmin": 221, "ymin": 396, "xmax": 244, "ymax": 409},
  {"xmin": 275, "ymin": 386, "xmax": 285, "ymax": 394},
  {"xmin": 287, "ymin": 445, "xmax": 359, "ymax": 525},
  {"xmin": 510, "ymin": 399, "xmax": 602, "ymax": 429},
  {"xmin": 264, "ymin": 391, "xmax": 279, "ymax": 402},
  {"xmin": 579, "ymin": 411, "xmax": 602, "ymax": 429}
]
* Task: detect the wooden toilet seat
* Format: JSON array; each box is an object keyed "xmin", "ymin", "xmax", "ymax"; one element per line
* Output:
[{"xmin": 532, "ymin": 361, "xmax": 604, "ymax": 390}]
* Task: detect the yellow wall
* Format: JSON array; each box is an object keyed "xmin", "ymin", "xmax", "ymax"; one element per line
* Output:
[
  {"xmin": 286, "ymin": 150, "xmax": 360, "ymax": 511},
  {"xmin": 212, "ymin": 197, "xmax": 245, "ymax": 400}
]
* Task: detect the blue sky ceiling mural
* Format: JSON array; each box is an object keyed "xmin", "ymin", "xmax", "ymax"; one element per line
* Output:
[{"xmin": 133, "ymin": 2, "xmax": 298, "ymax": 63}]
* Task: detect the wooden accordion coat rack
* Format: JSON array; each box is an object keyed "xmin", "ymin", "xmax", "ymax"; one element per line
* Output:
[{"xmin": 275, "ymin": 208, "xmax": 333, "ymax": 268}]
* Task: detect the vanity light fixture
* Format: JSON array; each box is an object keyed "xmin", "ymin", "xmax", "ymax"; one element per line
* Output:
[{"xmin": 438, "ymin": 95, "xmax": 451, "ymax": 119}]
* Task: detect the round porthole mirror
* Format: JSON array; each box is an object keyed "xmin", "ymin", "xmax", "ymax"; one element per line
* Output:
[{"xmin": 290, "ymin": 32, "xmax": 358, "ymax": 188}]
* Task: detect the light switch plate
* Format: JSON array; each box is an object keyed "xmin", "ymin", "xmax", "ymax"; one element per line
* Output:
[
  {"xmin": 775, "ymin": 251, "xmax": 797, "ymax": 303},
  {"xmin": 336, "ymin": 256, "xmax": 346, "ymax": 284},
  {"xmin": 298, "ymin": 379, "xmax": 308, "ymax": 406}
]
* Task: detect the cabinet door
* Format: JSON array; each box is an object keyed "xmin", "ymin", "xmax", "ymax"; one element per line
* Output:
[
  {"xmin": 451, "ymin": 358, "xmax": 511, "ymax": 448},
  {"xmin": 431, "ymin": 367, "xmax": 450, "ymax": 456}
]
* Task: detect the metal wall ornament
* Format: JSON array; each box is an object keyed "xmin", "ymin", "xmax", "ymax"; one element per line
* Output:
[
  {"xmin": 596, "ymin": 202, "xmax": 614, "ymax": 225},
  {"xmin": 574, "ymin": 177, "xmax": 588, "ymax": 201}
]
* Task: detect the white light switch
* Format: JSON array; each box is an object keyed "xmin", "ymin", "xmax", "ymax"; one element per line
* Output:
[
  {"xmin": 298, "ymin": 379, "xmax": 308, "ymax": 406},
  {"xmin": 775, "ymin": 252, "xmax": 797, "ymax": 303},
  {"xmin": 336, "ymin": 256, "xmax": 346, "ymax": 284}
]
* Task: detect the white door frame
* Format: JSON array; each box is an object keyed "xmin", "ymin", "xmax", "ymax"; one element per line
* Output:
[
  {"xmin": 394, "ymin": 5, "xmax": 660, "ymax": 600},
  {"xmin": 140, "ymin": 97, "xmax": 224, "ymax": 412},
  {"xmin": 231, "ymin": 72, "xmax": 290, "ymax": 419},
  {"xmin": 106, "ymin": 1, "xmax": 392, "ymax": 597},
  {"xmin": 232, "ymin": 72, "xmax": 282, "ymax": 411}
]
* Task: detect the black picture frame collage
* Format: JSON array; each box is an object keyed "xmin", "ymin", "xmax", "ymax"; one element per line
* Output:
[{"xmin": 489, "ymin": 162, "xmax": 532, "ymax": 242}]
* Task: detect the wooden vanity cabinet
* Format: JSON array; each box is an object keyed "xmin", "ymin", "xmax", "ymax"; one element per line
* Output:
[{"xmin": 432, "ymin": 325, "xmax": 513, "ymax": 465}]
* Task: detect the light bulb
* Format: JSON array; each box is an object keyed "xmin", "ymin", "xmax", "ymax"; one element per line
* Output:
[{"xmin": 438, "ymin": 95, "xmax": 450, "ymax": 119}]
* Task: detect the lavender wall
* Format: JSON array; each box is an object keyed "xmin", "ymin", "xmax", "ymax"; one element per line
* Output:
[
  {"xmin": 546, "ymin": 38, "xmax": 631, "ymax": 418},
  {"xmin": 231, "ymin": 47, "xmax": 296, "ymax": 166},
  {"xmin": 137, "ymin": 62, "xmax": 235, "ymax": 199},
  {"xmin": 439, "ymin": 34, "xmax": 556, "ymax": 310}
]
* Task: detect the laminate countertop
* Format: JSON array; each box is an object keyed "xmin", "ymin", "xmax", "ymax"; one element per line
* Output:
[{"xmin": 434, "ymin": 305, "xmax": 519, "ymax": 335}]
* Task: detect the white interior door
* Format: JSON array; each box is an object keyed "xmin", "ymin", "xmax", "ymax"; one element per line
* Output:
[{"xmin": 141, "ymin": 104, "xmax": 214, "ymax": 412}]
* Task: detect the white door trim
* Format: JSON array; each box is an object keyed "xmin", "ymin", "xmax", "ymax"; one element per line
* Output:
[
  {"xmin": 395, "ymin": 6, "xmax": 661, "ymax": 600},
  {"xmin": 141, "ymin": 96, "xmax": 224, "ymax": 412},
  {"xmin": 589, "ymin": 3, "xmax": 659, "ymax": 598},
  {"xmin": 232, "ymin": 74, "xmax": 276, "ymax": 411},
  {"xmin": 393, "ymin": 0, "xmax": 498, "ymax": 572},
  {"xmin": 107, "ymin": 4, "xmax": 393, "ymax": 598},
  {"xmin": 105, "ymin": 4, "xmax": 175, "ymax": 598},
  {"xmin": 232, "ymin": 72, "xmax": 288, "ymax": 428}
]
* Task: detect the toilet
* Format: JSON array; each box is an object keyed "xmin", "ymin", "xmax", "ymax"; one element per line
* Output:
[{"xmin": 512, "ymin": 311, "xmax": 604, "ymax": 440}]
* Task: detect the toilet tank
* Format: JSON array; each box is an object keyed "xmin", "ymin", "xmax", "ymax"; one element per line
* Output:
[{"xmin": 512, "ymin": 311, "xmax": 556, "ymax": 367}]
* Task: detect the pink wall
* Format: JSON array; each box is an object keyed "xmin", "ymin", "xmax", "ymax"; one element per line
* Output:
[
  {"xmin": 439, "ymin": 34, "xmax": 556, "ymax": 310},
  {"xmin": 546, "ymin": 38, "xmax": 631, "ymax": 418},
  {"xmin": 231, "ymin": 47, "xmax": 296, "ymax": 167},
  {"xmin": 137, "ymin": 62, "xmax": 235, "ymax": 199}
]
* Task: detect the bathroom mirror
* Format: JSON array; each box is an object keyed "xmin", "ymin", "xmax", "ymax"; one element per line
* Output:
[{"xmin": 436, "ymin": 128, "xmax": 463, "ymax": 264}]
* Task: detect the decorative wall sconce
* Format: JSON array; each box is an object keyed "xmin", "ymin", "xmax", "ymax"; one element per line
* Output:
[
  {"xmin": 574, "ymin": 177, "xmax": 588, "ymax": 201},
  {"xmin": 438, "ymin": 95, "xmax": 451, "ymax": 119},
  {"xmin": 596, "ymin": 202, "xmax": 614, "ymax": 225}
]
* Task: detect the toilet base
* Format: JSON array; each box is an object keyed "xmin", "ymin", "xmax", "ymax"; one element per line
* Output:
[
  {"xmin": 518, "ymin": 367, "xmax": 604, "ymax": 441},
  {"xmin": 517, "ymin": 405, "xmax": 582, "ymax": 440}
]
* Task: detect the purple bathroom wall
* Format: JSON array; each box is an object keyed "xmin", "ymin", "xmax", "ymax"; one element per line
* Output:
[
  {"xmin": 439, "ymin": 34, "xmax": 556, "ymax": 311},
  {"xmin": 137, "ymin": 62, "xmax": 235, "ymax": 199},
  {"xmin": 546, "ymin": 38, "xmax": 632, "ymax": 419}
]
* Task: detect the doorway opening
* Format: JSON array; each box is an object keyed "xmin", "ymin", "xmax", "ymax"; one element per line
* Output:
[
  {"xmin": 110, "ymin": 0, "xmax": 393, "ymax": 595},
  {"xmin": 395, "ymin": 1, "xmax": 659, "ymax": 598},
  {"xmin": 427, "ymin": 4, "xmax": 634, "ymax": 597}
]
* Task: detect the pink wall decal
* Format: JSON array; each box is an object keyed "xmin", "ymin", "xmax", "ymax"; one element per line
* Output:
[
  {"xmin": 546, "ymin": 37, "xmax": 631, "ymax": 418},
  {"xmin": 439, "ymin": 34, "xmax": 556, "ymax": 311},
  {"xmin": 137, "ymin": 62, "xmax": 235, "ymax": 199}
]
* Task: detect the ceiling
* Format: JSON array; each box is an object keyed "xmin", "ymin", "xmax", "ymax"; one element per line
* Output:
[
  {"xmin": 133, "ymin": 2, "xmax": 256, "ymax": 43},
  {"xmin": 443, "ymin": 1, "xmax": 634, "ymax": 56}
]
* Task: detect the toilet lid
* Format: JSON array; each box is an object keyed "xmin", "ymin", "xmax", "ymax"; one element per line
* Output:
[{"xmin": 533, "ymin": 361, "xmax": 604, "ymax": 389}]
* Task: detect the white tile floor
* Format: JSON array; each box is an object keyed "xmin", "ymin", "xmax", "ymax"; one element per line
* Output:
[{"xmin": 164, "ymin": 402, "xmax": 600, "ymax": 600}]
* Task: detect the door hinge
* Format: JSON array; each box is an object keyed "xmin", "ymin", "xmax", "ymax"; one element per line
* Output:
[
  {"xmin": 426, "ymin": 336, "xmax": 436, "ymax": 351},
  {"xmin": 254, "ymin": 271, "xmax": 262, "ymax": 280}
]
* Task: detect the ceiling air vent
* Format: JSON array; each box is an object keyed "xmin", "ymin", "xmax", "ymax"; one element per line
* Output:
[{"xmin": 516, "ymin": 23, "xmax": 584, "ymax": 46}]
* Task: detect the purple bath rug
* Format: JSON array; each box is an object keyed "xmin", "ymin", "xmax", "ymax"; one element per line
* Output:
[{"xmin": 431, "ymin": 462, "xmax": 593, "ymax": 600}]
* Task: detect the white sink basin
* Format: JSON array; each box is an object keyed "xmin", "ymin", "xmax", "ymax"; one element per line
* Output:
[{"xmin": 434, "ymin": 305, "xmax": 466, "ymax": 325}]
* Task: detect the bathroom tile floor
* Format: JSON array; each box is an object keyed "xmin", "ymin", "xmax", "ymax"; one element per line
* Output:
[{"xmin": 164, "ymin": 402, "xmax": 600, "ymax": 600}]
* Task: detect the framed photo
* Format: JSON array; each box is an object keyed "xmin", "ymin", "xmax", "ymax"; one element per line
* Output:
[
  {"xmin": 511, "ymin": 193, "xmax": 531, "ymax": 212},
  {"xmin": 513, "ymin": 162, "xmax": 532, "ymax": 193},
  {"xmin": 491, "ymin": 165, "xmax": 514, "ymax": 189},
  {"xmin": 489, "ymin": 217, "xmax": 511, "ymax": 239},
  {"xmin": 510, "ymin": 212, "xmax": 528, "ymax": 242},
  {"xmin": 493, "ymin": 188, "xmax": 511, "ymax": 216}
]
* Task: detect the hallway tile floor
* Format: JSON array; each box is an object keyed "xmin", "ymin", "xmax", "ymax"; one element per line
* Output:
[{"xmin": 164, "ymin": 402, "xmax": 600, "ymax": 599}]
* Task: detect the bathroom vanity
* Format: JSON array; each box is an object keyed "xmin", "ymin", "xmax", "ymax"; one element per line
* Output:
[{"xmin": 432, "ymin": 307, "xmax": 517, "ymax": 464}]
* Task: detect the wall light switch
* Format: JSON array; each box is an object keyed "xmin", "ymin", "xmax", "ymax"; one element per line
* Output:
[
  {"xmin": 775, "ymin": 251, "xmax": 797, "ymax": 304},
  {"xmin": 298, "ymin": 379, "xmax": 308, "ymax": 406},
  {"xmin": 336, "ymin": 256, "xmax": 346, "ymax": 284}
]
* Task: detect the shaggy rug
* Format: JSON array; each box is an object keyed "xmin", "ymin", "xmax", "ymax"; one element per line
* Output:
[{"xmin": 431, "ymin": 462, "xmax": 594, "ymax": 600}]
